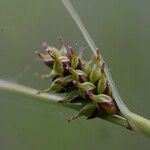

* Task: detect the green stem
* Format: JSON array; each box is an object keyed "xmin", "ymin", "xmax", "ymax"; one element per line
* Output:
[
  {"xmin": 127, "ymin": 113, "xmax": 150, "ymax": 137},
  {"xmin": 0, "ymin": 80, "xmax": 63, "ymax": 103},
  {"xmin": 0, "ymin": 79, "xmax": 130, "ymax": 129},
  {"xmin": 61, "ymin": 0, "xmax": 150, "ymax": 137}
]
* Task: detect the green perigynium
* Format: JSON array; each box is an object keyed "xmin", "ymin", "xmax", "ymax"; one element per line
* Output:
[{"xmin": 37, "ymin": 37, "xmax": 119, "ymax": 121}]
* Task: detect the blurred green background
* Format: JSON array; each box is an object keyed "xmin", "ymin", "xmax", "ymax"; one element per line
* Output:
[{"xmin": 0, "ymin": 0, "xmax": 150, "ymax": 149}]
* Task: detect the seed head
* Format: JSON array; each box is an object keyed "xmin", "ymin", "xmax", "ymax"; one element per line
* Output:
[{"xmin": 37, "ymin": 37, "xmax": 119, "ymax": 121}]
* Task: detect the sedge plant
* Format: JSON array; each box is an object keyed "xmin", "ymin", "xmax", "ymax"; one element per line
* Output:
[{"xmin": 0, "ymin": 0, "xmax": 150, "ymax": 138}]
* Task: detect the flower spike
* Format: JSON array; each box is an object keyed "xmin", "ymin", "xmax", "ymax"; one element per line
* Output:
[{"xmin": 37, "ymin": 38, "xmax": 120, "ymax": 121}]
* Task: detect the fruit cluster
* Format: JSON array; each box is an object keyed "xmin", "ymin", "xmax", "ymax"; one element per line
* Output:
[{"xmin": 36, "ymin": 37, "xmax": 119, "ymax": 121}]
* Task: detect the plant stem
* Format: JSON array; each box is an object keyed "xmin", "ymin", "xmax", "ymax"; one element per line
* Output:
[
  {"xmin": 0, "ymin": 79, "xmax": 130, "ymax": 129},
  {"xmin": 61, "ymin": 0, "xmax": 150, "ymax": 137},
  {"xmin": 0, "ymin": 80, "xmax": 63, "ymax": 103}
]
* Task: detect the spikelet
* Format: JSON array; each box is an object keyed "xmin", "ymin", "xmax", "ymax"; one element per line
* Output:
[{"xmin": 37, "ymin": 37, "xmax": 119, "ymax": 121}]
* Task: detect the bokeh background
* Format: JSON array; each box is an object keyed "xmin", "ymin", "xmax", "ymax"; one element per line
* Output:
[{"xmin": 0, "ymin": 0, "xmax": 150, "ymax": 149}]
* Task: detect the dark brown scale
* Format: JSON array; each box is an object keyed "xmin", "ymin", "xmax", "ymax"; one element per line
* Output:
[
  {"xmin": 58, "ymin": 87, "xmax": 77, "ymax": 93},
  {"xmin": 66, "ymin": 46, "xmax": 74, "ymax": 60},
  {"xmin": 87, "ymin": 107, "xmax": 102, "ymax": 119},
  {"xmin": 103, "ymin": 81, "xmax": 112, "ymax": 96},
  {"xmin": 62, "ymin": 60, "xmax": 71, "ymax": 76},
  {"xmin": 113, "ymin": 99, "xmax": 120, "ymax": 112},
  {"xmin": 44, "ymin": 59, "xmax": 54, "ymax": 68},
  {"xmin": 68, "ymin": 95, "xmax": 83, "ymax": 103},
  {"xmin": 55, "ymin": 79, "xmax": 77, "ymax": 91},
  {"xmin": 78, "ymin": 72, "xmax": 88, "ymax": 83},
  {"xmin": 85, "ymin": 89, "xmax": 97, "ymax": 100},
  {"xmin": 99, "ymin": 100, "xmax": 119, "ymax": 114},
  {"xmin": 101, "ymin": 63, "xmax": 105, "ymax": 73},
  {"xmin": 64, "ymin": 80, "xmax": 76, "ymax": 88},
  {"xmin": 79, "ymin": 75, "xmax": 87, "ymax": 83},
  {"xmin": 93, "ymin": 79, "xmax": 99, "ymax": 89},
  {"xmin": 75, "ymin": 58, "xmax": 83, "ymax": 69},
  {"xmin": 57, "ymin": 88, "xmax": 68, "ymax": 93},
  {"xmin": 52, "ymin": 75, "xmax": 60, "ymax": 81}
]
